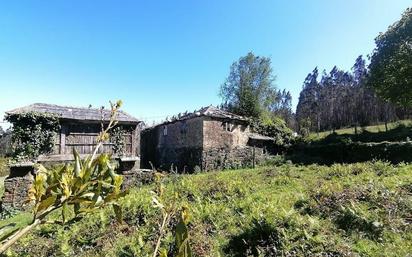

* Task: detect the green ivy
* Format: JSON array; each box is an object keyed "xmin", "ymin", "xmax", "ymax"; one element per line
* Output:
[
  {"xmin": 5, "ymin": 112, "xmax": 60, "ymax": 161},
  {"xmin": 110, "ymin": 126, "xmax": 131, "ymax": 156}
]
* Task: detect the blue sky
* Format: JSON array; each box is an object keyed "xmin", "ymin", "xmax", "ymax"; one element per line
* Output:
[{"xmin": 0, "ymin": 1, "xmax": 411, "ymax": 127}]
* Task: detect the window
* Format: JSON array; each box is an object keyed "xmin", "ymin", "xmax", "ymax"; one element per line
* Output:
[
  {"xmin": 180, "ymin": 122, "xmax": 188, "ymax": 134},
  {"xmin": 163, "ymin": 126, "xmax": 168, "ymax": 136},
  {"xmin": 223, "ymin": 122, "xmax": 232, "ymax": 132}
]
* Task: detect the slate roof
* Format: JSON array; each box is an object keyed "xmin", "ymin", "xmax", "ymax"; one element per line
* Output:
[
  {"xmin": 247, "ymin": 133, "xmax": 274, "ymax": 141},
  {"xmin": 153, "ymin": 105, "xmax": 249, "ymax": 128},
  {"xmin": 6, "ymin": 103, "xmax": 140, "ymax": 124},
  {"xmin": 189, "ymin": 106, "xmax": 248, "ymax": 121}
]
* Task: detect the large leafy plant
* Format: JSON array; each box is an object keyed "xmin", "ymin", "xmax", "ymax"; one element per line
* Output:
[
  {"xmin": 0, "ymin": 101, "xmax": 125, "ymax": 254},
  {"xmin": 152, "ymin": 173, "xmax": 192, "ymax": 257}
]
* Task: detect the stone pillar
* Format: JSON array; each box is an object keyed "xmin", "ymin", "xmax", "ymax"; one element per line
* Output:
[{"xmin": 1, "ymin": 164, "xmax": 34, "ymax": 212}]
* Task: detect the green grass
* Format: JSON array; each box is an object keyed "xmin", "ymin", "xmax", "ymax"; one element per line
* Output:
[
  {"xmin": 2, "ymin": 161, "xmax": 411, "ymax": 257},
  {"xmin": 0, "ymin": 176, "xmax": 5, "ymax": 199},
  {"xmin": 309, "ymin": 120, "xmax": 412, "ymax": 141},
  {"xmin": 0, "ymin": 158, "xmax": 9, "ymax": 178}
]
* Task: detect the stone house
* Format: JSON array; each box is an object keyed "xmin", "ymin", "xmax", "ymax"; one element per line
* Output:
[{"xmin": 141, "ymin": 106, "xmax": 274, "ymax": 172}]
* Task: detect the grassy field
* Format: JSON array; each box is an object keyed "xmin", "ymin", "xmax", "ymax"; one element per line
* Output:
[
  {"xmin": 309, "ymin": 120, "xmax": 412, "ymax": 141},
  {"xmin": 2, "ymin": 162, "xmax": 411, "ymax": 257}
]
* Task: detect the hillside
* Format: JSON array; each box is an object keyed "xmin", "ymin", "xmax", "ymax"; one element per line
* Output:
[
  {"xmin": 308, "ymin": 120, "xmax": 412, "ymax": 141},
  {"xmin": 3, "ymin": 162, "xmax": 412, "ymax": 257}
]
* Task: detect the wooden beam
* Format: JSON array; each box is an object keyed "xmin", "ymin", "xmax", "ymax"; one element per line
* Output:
[
  {"xmin": 60, "ymin": 125, "xmax": 67, "ymax": 154},
  {"xmin": 131, "ymin": 125, "xmax": 138, "ymax": 156}
]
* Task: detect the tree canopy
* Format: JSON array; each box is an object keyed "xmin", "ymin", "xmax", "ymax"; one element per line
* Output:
[
  {"xmin": 220, "ymin": 52, "xmax": 277, "ymax": 118},
  {"xmin": 368, "ymin": 8, "xmax": 412, "ymax": 107}
]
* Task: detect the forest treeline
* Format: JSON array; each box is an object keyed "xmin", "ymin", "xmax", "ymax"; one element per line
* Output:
[
  {"xmin": 219, "ymin": 53, "xmax": 410, "ymax": 136},
  {"xmin": 295, "ymin": 55, "xmax": 410, "ymax": 135}
]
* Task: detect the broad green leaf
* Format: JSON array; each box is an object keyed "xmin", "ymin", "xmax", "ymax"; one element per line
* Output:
[
  {"xmin": 62, "ymin": 202, "xmax": 69, "ymax": 224},
  {"xmin": 159, "ymin": 249, "xmax": 168, "ymax": 257},
  {"xmin": 36, "ymin": 195, "xmax": 57, "ymax": 214},
  {"xmin": 73, "ymin": 149, "xmax": 81, "ymax": 177},
  {"xmin": 175, "ymin": 209, "xmax": 192, "ymax": 257}
]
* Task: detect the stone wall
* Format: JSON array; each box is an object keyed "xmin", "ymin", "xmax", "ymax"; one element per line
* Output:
[
  {"xmin": 141, "ymin": 116, "xmax": 271, "ymax": 172},
  {"xmin": 121, "ymin": 169, "xmax": 156, "ymax": 190},
  {"xmin": 1, "ymin": 166, "xmax": 34, "ymax": 212},
  {"xmin": 203, "ymin": 117, "xmax": 250, "ymax": 149},
  {"xmin": 157, "ymin": 117, "xmax": 204, "ymax": 149},
  {"xmin": 141, "ymin": 117, "xmax": 204, "ymax": 172},
  {"xmin": 202, "ymin": 146, "xmax": 267, "ymax": 171},
  {"xmin": 201, "ymin": 118, "xmax": 266, "ymax": 171},
  {"xmin": 140, "ymin": 127, "xmax": 159, "ymax": 169}
]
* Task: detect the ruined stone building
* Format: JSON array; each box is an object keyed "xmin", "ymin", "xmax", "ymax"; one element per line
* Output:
[{"xmin": 141, "ymin": 106, "xmax": 274, "ymax": 172}]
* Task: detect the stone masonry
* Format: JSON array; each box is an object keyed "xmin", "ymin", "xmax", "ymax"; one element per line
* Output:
[
  {"xmin": 141, "ymin": 106, "xmax": 274, "ymax": 172},
  {"xmin": 1, "ymin": 166, "xmax": 34, "ymax": 212}
]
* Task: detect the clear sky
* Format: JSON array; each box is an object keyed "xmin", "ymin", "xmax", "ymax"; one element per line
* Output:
[{"xmin": 0, "ymin": 1, "xmax": 411, "ymax": 127}]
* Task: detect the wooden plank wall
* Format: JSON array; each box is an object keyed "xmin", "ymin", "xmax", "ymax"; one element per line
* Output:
[{"xmin": 55, "ymin": 123, "xmax": 135, "ymax": 156}]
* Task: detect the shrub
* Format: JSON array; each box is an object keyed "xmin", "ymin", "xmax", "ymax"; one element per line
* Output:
[
  {"xmin": 5, "ymin": 112, "xmax": 60, "ymax": 161},
  {"xmin": 252, "ymin": 116, "xmax": 294, "ymax": 147},
  {"xmin": 223, "ymin": 218, "xmax": 282, "ymax": 257},
  {"xmin": 289, "ymin": 141, "xmax": 412, "ymax": 164}
]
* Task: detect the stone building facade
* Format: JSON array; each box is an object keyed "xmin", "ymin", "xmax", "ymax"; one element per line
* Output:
[{"xmin": 141, "ymin": 106, "xmax": 274, "ymax": 172}]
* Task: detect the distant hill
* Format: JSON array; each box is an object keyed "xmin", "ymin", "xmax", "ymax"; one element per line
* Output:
[{"xmin": 309, "ymin": 120, "xmax": 412, "ymax": 142}]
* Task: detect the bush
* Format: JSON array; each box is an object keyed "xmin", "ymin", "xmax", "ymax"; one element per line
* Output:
[
  {"xmin": 289, "ymin": 141, "xmax": 412, "ymax": 164},
  {"xmin": 223, "ymin": 218, "xmax": 282, "ymax": 256},
  {"xmin": 252, "ymin": 116, "xmax": 294, "ymax": 148}
]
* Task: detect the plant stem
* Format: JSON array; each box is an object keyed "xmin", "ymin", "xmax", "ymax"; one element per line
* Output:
[
  {"xmin": 0, "ymin": 205, "xmax": 59, "ymax": 254},
  {"xmin": 91, "ymin": 141, "xmax": 103, "ymax": 162},
  {"xmin": 0, "ymin": 219, "xmax": 40, "ymax": 254},
  {"xmin": 152, "ymin": 213, "xmax": 168, "ymax": 257}
]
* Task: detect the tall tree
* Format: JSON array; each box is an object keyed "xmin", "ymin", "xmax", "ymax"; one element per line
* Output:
[
  {"xmin": 352, "ymin": 55, "xmax": 367, "ymax": 133},
  {"xmin": 272, "ymin": 89, "xmax": 295, "ymax": 129},
  {"xmin": 296, "ymin": 67, "xmax": 320, "ymax": 133},
  {"xmin": 368, "ymin": 8, "xmax": 412, "ymax": 107},
  {"xmin": 296, "ymin": 56, "xmax": 406, "ymax": 135},
  {"xmin": 220, "ymin": 52, "xmax": 277, "ymax": 118}
]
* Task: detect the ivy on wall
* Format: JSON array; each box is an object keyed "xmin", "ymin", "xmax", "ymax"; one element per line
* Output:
[
  {"xmin": 110, "ymin": 126, "xmax": 132, "ymax": 156},
  {"xmin": 5, "ymin": 112, "xmax": 60, "ymax": 161}
]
